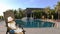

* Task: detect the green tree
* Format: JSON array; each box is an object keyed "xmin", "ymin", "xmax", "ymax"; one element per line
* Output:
[
  {"xmin": 55, "ymin": 2, "xmax": 60, "ymax": 19},
  {"xmin": 45, "ymin": 7, "xmax": 52, "ymax": 19},
  {"xmin": 32, "ymin": 10, "xmax": 43, "ymax": 19},
  {"xmin": 13, "ymin": 10, "xmax": 18, "ymax": 19},
  {"xmin": 18, "ymin": 8, "xmax": 24, "ymax": 19},
  {"xmin": 50, "ymin": 9, "xmax": 55, "ymax": 19},
  {"xmin": 0, "ymin": 16, "xmax": 3, "ymax": 20}
]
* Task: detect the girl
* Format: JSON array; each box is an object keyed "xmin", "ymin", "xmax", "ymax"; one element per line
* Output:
[{"xmin": 7, "ymin": 17, "xmax": 23, "ymax": 34}]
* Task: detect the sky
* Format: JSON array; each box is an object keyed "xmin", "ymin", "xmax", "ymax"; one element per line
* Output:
[{"xmin": 0, "ymin": 0, "xmax": 59, "ymax": 16}]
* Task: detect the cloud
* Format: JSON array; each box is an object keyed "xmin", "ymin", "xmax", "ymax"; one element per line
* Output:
[
  {"xmin": 0, "ymin": 3, "xmax": 12, "ymax": 16},
  {"xmin": 0, "ymin": 0, "xmax": 17, "ymax": 15}
]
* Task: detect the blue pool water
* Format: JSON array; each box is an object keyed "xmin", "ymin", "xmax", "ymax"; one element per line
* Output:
[{"xmin": 15, "ymin": 19, "xmax": 55, "ymax": 28}]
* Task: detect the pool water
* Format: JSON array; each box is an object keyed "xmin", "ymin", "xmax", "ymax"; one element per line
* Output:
[{"xmin": 15, "ymin": 19, "xmax": 55, "ymax": 28}]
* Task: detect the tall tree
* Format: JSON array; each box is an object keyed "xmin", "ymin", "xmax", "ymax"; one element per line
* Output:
[
  {"xmin": 45, "ymin": 7, "xmax": 51, "ymax": 19},
  {"xmin": 32, "ymin": 10, "xmax": 43, "ymax": 19},
  {"xmin": 55, "ymin": 2, "xmax": 60, "ymax": 19},
  {"xmin": 18, "ymin": 8, "xmax": 24, "ymax": 19}
]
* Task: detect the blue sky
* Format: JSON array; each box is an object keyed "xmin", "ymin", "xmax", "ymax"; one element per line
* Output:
[{"xmin": 0, "ymin": 0, "xmax": 59, "ymax": 16}]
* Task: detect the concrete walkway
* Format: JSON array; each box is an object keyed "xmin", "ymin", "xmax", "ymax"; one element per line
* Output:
[
  {"xmin": 0, "ymin": 21, "xmax": 7, "ymax": 34},
  {"xmin": 0, "ymin": 21, "xmax": 60, "ymax": 34}
]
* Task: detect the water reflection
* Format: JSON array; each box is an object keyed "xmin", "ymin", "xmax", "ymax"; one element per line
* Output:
[{"xmin": 15, "ymin": 19, "xmax": 55, "ymax": 28}]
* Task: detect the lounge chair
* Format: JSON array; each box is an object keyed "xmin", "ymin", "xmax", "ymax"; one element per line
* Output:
[{"xmin": 3, "ymin": 10, "xmax": 25, "ymax": 34}]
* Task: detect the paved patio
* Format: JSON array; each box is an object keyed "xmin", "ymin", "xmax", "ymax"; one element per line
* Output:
[{"xmin": 0, "ymin": 21, "xmax": 60, "ymax": 34}]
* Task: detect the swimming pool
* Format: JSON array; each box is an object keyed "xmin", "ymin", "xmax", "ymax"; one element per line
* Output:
[{"xmin": 15, "ymin": 19, "xmax": 55, "ymax": 28}]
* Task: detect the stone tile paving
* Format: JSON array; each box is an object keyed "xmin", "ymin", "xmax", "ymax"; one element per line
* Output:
[{"xmin": 0, "ymin": 21, "xmax": 60, "ymax": 34}]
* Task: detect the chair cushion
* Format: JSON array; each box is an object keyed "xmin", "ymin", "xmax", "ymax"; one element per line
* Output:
[{"xmin": 9, "ymin": 30, "xmax": 15, "ymax": 34}]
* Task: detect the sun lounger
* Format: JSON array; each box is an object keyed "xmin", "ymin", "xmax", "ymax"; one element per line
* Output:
[{"xmin": 3, "ymin": 10, "xmax": 25, "ymax": 34}]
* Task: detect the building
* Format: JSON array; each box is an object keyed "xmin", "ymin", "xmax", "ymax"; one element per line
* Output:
[{"xmin": 25, "ymin": 8, "xmax": 45, "ymax": 19}]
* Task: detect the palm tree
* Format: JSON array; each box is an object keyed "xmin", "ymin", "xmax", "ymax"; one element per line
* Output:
[
  {"xmin": 45, "ymin": 7, "xmax": 51, "ymax": 19},
  {"xmin": 55, "ymin": 2, "xmax": 60, "ymax": 19},
  {"xmin": 32, "ymin": 10, "xmax": 43, "ymax": 19},
  {"xmin": 50, "ymin": 9, "xmax": 55, "ymax": 19}
]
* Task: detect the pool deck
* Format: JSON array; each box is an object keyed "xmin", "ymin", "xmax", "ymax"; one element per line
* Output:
[{"xmin": 0, "ymin": 20, "xmax": 60, "ymax": 34}]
